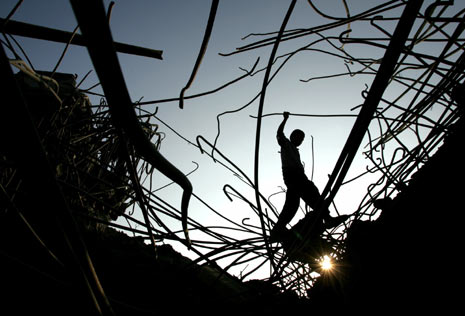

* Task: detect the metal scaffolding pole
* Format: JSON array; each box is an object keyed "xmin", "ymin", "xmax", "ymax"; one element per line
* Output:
[{"xmin": 320, "ymin": 0, "xmax": 424, "ymax": 208}]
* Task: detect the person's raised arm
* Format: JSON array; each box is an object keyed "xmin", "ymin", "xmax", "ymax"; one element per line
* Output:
[{"xmin": 277, "ymin": 111, "xmax": 290, "ymax": 144}]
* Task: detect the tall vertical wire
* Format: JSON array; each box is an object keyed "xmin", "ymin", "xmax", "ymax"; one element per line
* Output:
[{"xmin": 253, "ymin": 0, "xmax": 297, "ymax": 274}]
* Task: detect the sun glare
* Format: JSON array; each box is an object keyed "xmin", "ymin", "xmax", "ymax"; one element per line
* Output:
[{"xmin": 320, "ymin": 255, "xmax": 333, "ymax": 271}]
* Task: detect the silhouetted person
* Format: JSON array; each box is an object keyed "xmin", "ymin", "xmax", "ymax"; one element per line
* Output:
[{"xmin": 271, "ymin": 112, "xmax": 349, "ymax": 242}]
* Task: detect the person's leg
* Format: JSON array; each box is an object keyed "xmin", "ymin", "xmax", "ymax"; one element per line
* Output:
[
  {"xmin": 271, "ymin": 188, "xmax": 300, "ymax": 241},
  {"xmin": 298, "ymin": 178, "xmax": 350, "ymax": 227},
  {"xmin": 275, "ymin": 188, "xmax": 300, "ymax": 229},
  {"xmin": 299, "ymin": 179, "xmax": 350, "ymax": 228},
  {"xmin": 299, "ymin": 178, "xmax": 326, "ymax": 214}
]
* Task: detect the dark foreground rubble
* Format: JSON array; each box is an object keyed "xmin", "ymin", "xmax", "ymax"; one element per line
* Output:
[
  {"xmin": 1, "ymin": 222, "xmax": 309, "ymax": 315},
  {"xmin": 307, "ymin": 118, "xmax": 464, "ymax": 313}
]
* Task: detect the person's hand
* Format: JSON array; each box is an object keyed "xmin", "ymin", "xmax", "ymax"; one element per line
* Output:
[{"xmin": 283, "ymin": 111, "xmax": 290, "ymax": 119}]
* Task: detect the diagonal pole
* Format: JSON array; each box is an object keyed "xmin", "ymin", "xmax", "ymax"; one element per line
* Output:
[
  {"xmin": 319, "ymin": 0, "xmax": 424, "ymax": 211},
  {"xmin": 295, "ymin": 0, "xmax": 424, "ymax": 255}
]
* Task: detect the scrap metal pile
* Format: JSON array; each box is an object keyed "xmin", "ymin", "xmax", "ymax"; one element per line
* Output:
[{"xmin": 1, "ymin": 0, "xmax": 463, "ymax": 306}]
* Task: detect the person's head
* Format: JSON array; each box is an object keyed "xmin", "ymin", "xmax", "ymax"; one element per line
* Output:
[{"xmin": 290, "ymin": 129, "xmax": 305, "ymax": 147}]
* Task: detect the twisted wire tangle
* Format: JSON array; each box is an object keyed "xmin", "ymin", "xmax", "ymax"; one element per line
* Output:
[{"xmin": 1, "ymin": 0, "xmax": 463, "ymax": 298}]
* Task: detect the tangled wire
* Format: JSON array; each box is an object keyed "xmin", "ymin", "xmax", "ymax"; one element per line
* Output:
[{"xmin": 1, "ymin": 0, "xmax": 464, "ymax": 299}]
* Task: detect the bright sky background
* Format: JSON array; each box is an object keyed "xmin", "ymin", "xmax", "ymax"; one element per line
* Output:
[{"xmin": 2, "ymin": 0, "xmax": 462, "ymax": 280}]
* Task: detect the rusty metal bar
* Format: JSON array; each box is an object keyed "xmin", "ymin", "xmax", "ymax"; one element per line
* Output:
[
  {"xmin": 69, "ymin": 0, "xmax": 193, "ymax": 249},
  {"xmin": 179, "ymin": 0, "xmax": 219, "ymax": 109},
  {"xmin": 0, "ymin": 17, "xmax": 163, "ymax": 60},
  {"xmin": 320, "ymin": 0, "xmax": 424, "ymax": 211}
]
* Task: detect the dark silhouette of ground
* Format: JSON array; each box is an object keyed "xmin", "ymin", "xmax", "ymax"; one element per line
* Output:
[
  {"xmin": 1, "ymin": 220, "xmax": 310, "ymax": 315},
  {"xmin": 307, "ymin": 117, "xmax": 464, "ymax": 313}
]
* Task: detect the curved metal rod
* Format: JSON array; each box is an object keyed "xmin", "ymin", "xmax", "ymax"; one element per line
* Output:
[
  {"xmin": 70, "ymin": 0, "xmax": 193, "ymax": 248},
  {"xmin": 220, "ymin": 0, "xmax": 403, "ymax": 57},
  {"xmin": 223, "ymin": 184, "xmax": 258, "ymax": 213},
  {"xmin": 179, "ymin": 0, "xmax": 219, "ymax": 109},
  {"xmin": 120, "ymin": 139, "xmax": 159, "ymax": 251},
  {"xmin": 153, "ymin": 161, "xmax": 199, "ymax": 193},
  {"xmin": 307, "ymin": 0, "xmax": 350, "ymax": 21},
  {"xmin": 106, "ymin": 1, "xmax": 115, "ymax": 24},
  {"xmin": 138, "ymin": 140, "xmax": 193, "ymax": 247},
  {"xmin": 196, "ymin": 135, "xmax": 253, "ymax": 185},
  {"xmin": 307, "ymin": 0, "xmax": 352, "ymax": 48},
  {"xmin": 337, "ymin": 27, "xmax": 459, "ymax": 68},
  {"xmin": 138, "ymin": 57, "xmax": 259, "ymax": 107},
  {"xmin": 253, "ymin": 0, "xmax": 297, "ymax": 279},
  {"xmin": 196, "ymin": 136, "xmax": 276, "ymax": 214},
  {"xmin": 317, "ymin": 0, "xmax": 423, "ymax": 229},
  {"xmin": 370, "ymin": 15, "xmax": 392, "ymax": 38},
  {"xmin": 425, "ymin": 0, "xmax": 454, "ymax": 22}
]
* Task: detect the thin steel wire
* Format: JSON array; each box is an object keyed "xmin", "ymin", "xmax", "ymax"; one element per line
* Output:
[{"xmin": 1, "ymin": 0, "xmax": 464, "ymax": 299}]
